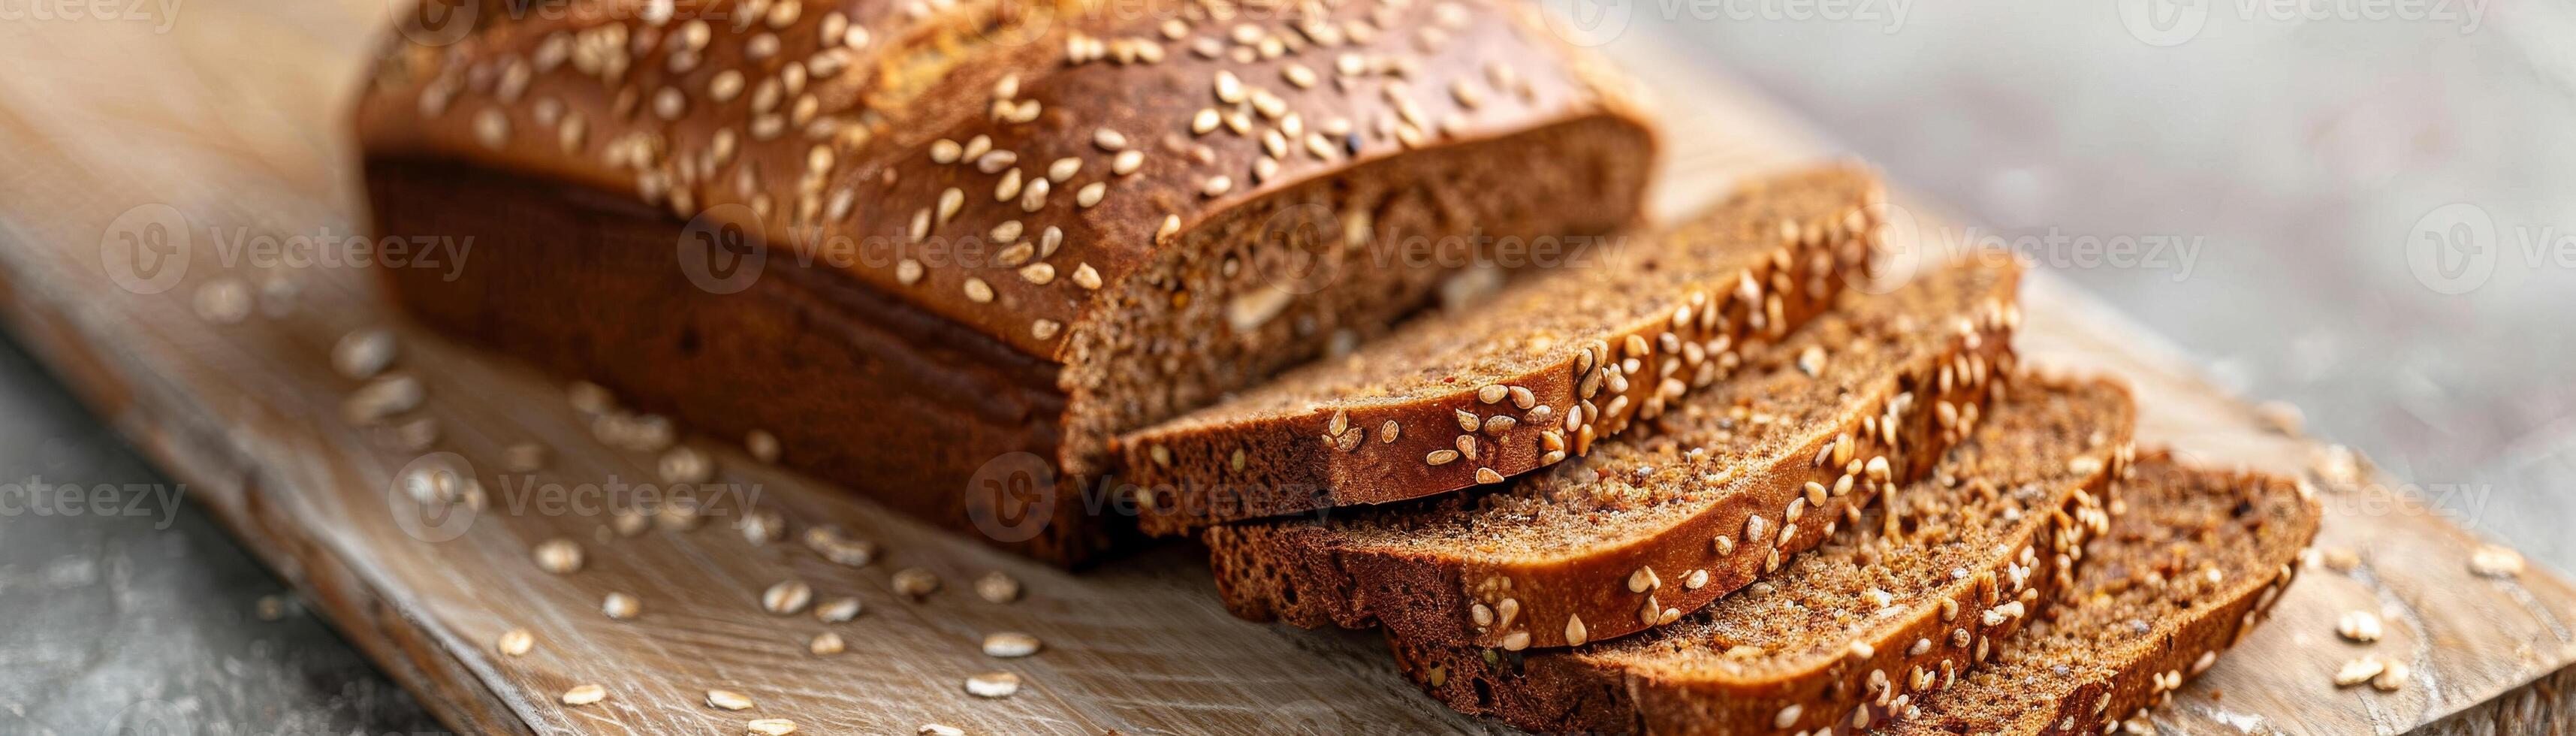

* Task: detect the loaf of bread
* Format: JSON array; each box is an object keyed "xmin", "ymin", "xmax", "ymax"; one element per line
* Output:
[
  {"xmin": 1205, "ymin": 256, "xmax": 2024, "ymax": 650},
  {"xmin": 1882, "ymin": 454, "xmax": 2320, "ymax": 734},
  {"xmin": 354, "ymin": 0, "xmax": 1656, "ymax": 563},
  {"xmin": 1120, "ymin": 165, "xmax": 1880, "ymax": 535},
  {"xmin": 1386, "ymin": 376, "xmax": 2134, "ymax": 734}
]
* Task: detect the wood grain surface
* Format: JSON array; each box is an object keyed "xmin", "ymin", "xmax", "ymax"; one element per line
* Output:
[{"xmin": 0, "ymin": 3, "xmax": 2569, "ymax": 734}]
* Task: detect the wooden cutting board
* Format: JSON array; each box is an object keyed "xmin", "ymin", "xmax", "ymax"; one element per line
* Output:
[{"xmin": 1, "ymin": 4, "xmax": 2569, "ymax": 734}]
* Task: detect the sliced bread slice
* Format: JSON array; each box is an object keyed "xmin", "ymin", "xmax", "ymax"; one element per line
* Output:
[
  {"xmin": 1881, "ymin": 454, "xmax": 2321, "ymax": 735},
  {"xmin": 1386, "ymin": 376, "xmax": 2137, "ymax": 734},
  {"xmin": 1121, "ymin": 165, "xmax": 1885, "ymax": 535},
  {"xmin": 1205, "ymin": 256, "xmax": 2026, "ymax": 650}
]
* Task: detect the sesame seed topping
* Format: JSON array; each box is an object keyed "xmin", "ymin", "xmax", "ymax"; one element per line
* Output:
[
  {"xmin": 1564, "ymin": 614, "xmax": 1588, "ymax": 646},
  {"xmin": 602, "ymin": 592, "xmax": 640, "ymax": 620},
  {"xmin": 1113, "ymin": 149, "xmax": 1145, "ymax": 175},
  {"xmin": 815, "ymin": 596, "xmax": 862, "ymax": 623},
  {"xmin": 1192, "ymin": 108, "xmax": 1221, "ymax": 134},
  {"xmin": 472, "ymin": 108, "xmax": 508, "ymax": 149},
  {"xmin": 1214, "ymin": 70, "xmax": 1244, "ymax": 102},
  {"xmin": 748, "ymin": 719, "xmax": 800, "ymax": 735},
  {"xmin": 1476, "ymin": 467, "xmax": 1504, "ymax": 484},
  {"xmin": 1426, "ymin": 449, "xmax": 1459, "ymax": 466},
  {"xmin": 1093, "ymin": 128, "xmax": 1128, "ymax": 150},
  {"xmin": 1048, "ymin": 157, "xmax": 1081, "ymax": 181},
  {"xmin": 1202, "ymin": 175, "xmax": 1232, "ymax": 197},
  {"xmin": 893, "ymin": 567, "xmax": 941, "ymax": 599},
  {"xmin": 1076, "ymin": 182, "xmax": 1106, "ymax": 208},
  {"xmin": 896, "ymin": 259, "xmax": 924, "ymax": 285},
  {"xmin": 1072, "ymin": 263, "xmax": 1102, "ymax": 289},
  {"xmin": 1030, "ymin": 319, "xmax": 1060, "ymax": 339},
  {"xmin": 963, "ymin": 278, "xmax": 995, "ymax": 303}
]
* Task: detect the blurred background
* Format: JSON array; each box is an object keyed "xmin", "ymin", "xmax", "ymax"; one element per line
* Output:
[{"xmin": 2, "ymin": 0, "xmax": 2568, "ymax": 731}]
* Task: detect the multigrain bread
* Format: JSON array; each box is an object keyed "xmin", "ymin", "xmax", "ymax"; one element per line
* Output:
[
  {"xmin": 1881, "ymin": 454, "xmax": 2321, "ymax": 735},
  {"xmin": 1386, "ymin": 377, "xmax": 2137, "ymax": 734},
  {"xmin": 1119, "ymin": 165, "xmax": 1882, "ymax": 535},
  {"xmin": 356, "ymin": 0, "xmax": 1654, "ymax": 563},
  {"xmin": 1205, "ymin": 257, "xmax": 2026, "ymax": 650}
]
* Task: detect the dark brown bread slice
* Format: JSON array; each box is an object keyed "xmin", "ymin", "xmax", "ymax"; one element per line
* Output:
[
  {"xmin": 357, "ymin": 0, "xmax": 1655, "ymax": 564},
  {"xmin": 1387, "ymin": 377, "xmax": 2137, "ymax": 734},
  {"xmin": 1880, "ymin": 454, "xmax": 2321, "ymax": 735},
  {"xmin": 1120, "ymin": 165, "xmax": 1883, "ymax": 535},
  {"xmin": 1205, "ymin": 257, "xmax": 2026, "ymax": 650}
]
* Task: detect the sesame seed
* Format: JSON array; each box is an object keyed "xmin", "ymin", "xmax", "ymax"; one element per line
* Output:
[
  {"xmin": 472, "ymin": 108, "xmax": 508, "ymax": 149},
  {"xmin": 2337, "ymin": 610, "xmax": 2383, "ymax": 642},
  {"xmin": 1076, "ymin": 182, "xmax": 1106, "ymax": 207},
  {"xmin": 975, "ymin": 571, "xmax": 1022, "ymax": 603},
  {"xmin": 983, "ymin": 632, "xmax": 1042, "ymax": 657},
  {"xmin": 1072, "ymin": 263, "xmax": 1102, "ymax": 289},
  {"xmin": 1502, "ymin": 630, "xmax": 1531, "ymax": 650},
  {"xmin": 1019, "ymin": 263, "xmax": 1056, "ymax": 285},
  {"xmin": 2373, "ymin": 660, "xmax": 2411, "ymax": 691},
  {"xmin": 762, "ymin": 581, "xmax": 813, "ymax": 614},
  {"xmin": 2472, "ymin": 544, "xmax": 2526, "ymax": 578},
  {"xmin": 896, "ymin": 259, "xmax": 924, "ymax": 285},
  {"xmin": 2333, "ymin": 657, "xmax": 2384, "ymax": 686},
  {"xmin": 1564, "ymin": 614, "xmax": 1588, "ymax": 646},
  {"xmin": 1476, "ymin": 467, "xmax": 1504, "ymax": 484},
  {"xmin": 809, "ymin": 631, "xmax": 846, "ymax": 656},
  {"xmin": 705, "ymin": 689, "xmax": 755, "ymax": 711},
  {"xmin": 976, "ymin": 149, "xmax": 1018, "ymax": 173},
  {"xmin": 937, "ymin": 187, "xmax": 964, "ymax": 223},
  {"xmin": 1425, "ymin": 449, "xmax": 1459, "ymax": 466},
  {"xmin": 965, "ymin": 671, "xmax": 1021, "ymax": 698},
  {"xmin": 602, "ymin": 592, "xmax": 640, "ymax": 620},
  {"xmin": 919, "ymin": 725, "xmax": 964, "ymax": 736},
  {"xmin": 963, "ymin": 278, "xmax": 994, "ymax": 303},
  {"xmin": 815, "ymin": 596, "xmax": 863, "ymax": 623},
  {"xmin": 931, "ymin": 139, "xmax": 964, "ymax": 163},
  {"xmin": 991, "ymin": 220, "xmax": 1024, "ymax": 243},
  {"xmin": 748, "ymin": 719, "xmax": 800, "ymax": 735},
  {"xmin": 1047, "ymin": 157, "xmax": 1081, "ymax": 181},
  {"xmin": 496, "ymin": 627, "xmax": 534, "ymax": 656},
  {"xmin": 1112, "ymin": 149, "xmax": 1144, "ymax": 175},
  {"xmin": 533, "ymin": 538, "xmax": 584, "ymax": 574},
  {"xmin": 747, "ymin": 430, "xmax": 781, "ymax": 463},
  {"xmin": 1093, "ymin": 128, "xmax": 1128, "ymax": 150},
  {"xmin": 893, "ymin": 567, "xmax": 941, "ymax": 599},
  {"xmin": 1284, "ymin": 64, "xmax": 1317, "ymax": 88},
  {"xmin": 1157, "ymin": 214, "xmax": 1181, "ymax": 238},
  {"xmin": 1775, "ymin": 704, "xmax": 1802, "ymax": 729},
  {"xmin": 560, "ymin": 684, "xmax": 607, "ymax": 706},
  {"xmin": 1214, "ymin": 70, "xmax": 1244, "ymax": 102}
]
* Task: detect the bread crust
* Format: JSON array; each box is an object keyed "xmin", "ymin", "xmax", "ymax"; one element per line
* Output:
[
  {"xmin": 354, "ymin": 0, "xmax": 1655, "ymax": 563},
  {"xmin": 1119, "ymin": 166, "xmax": 1884, "ymax": 535},
  {"xmin": 1380, "ymin": 378, "xmax": 2137, "ymax": 735},
  {"xmin": 1205, "ymin": 259, "xmax": 2027, "ymax": 649}
]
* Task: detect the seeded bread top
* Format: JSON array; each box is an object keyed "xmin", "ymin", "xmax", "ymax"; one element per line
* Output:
[
  {"xmin": 1593, "ymin": 376, "xmax": 2134, "ymax": 683},
  {"xmin": 1117, "ymin": 164, "xmax": 1879, "ymax": 530},
  {"xmin": 1325, "ymin": 258, "xmax": 2021, "ymax": 560},
  {"xmin": 1141, "ymin": 165, "xmax": 1876, "ymax": 425},
  {"xmin": 354, "ymin": 0, "xmax": 1645, "ymax": 360},
  {"xmin": 1886, "ymin": 455, "xmax": 2322, "ymax": 734}
]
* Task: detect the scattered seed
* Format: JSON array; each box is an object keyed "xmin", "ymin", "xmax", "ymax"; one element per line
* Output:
[
  {"xmin": 2372, "ymin": 660, "xmax": 2411, "ymax": 691},
  {"xmin": 2337, "ymin": 610, "xmax": 2383, "ymax": 643},
  {"xmin": 964, "ymin": 671, "xmax": 1021, "ymax": 698},
  {"xmin": 332, "ymin": 328, "xmax": 397, "ymax": 379},
  {"xmin": 894, "ymin": 568, "xmax": 941, "ymax": 599},
  {"xmin": 496, "ymin": 627, "xmax": 534, "ymax": 656},
  {"xmin": 747, "ymin": 719, "xmax": 799, "ymax": 735},
  {"xmin": 982, "ymin": 632, "xmax": 1042, "ymax": 657},
  {"xmin": 2333, "ymin": 657, "xmax": 2385, "ymax": 686},
  {"xmin": 533, "ymin": 538, "xmax": 584, "ymax": 574},
  {"xmin": 762, "ymin": 581, "xmax": 815, "ymax": 614},
  {"xmin": 602, "ymin": 592, "xmax": 640, "ymax": 620},
  {"xmin": 560, "ymin": 683, "xmax": 607, "ymax": 706},
  {"xmin": 810, "ymin": 631, "xmax": 846, "ymax": 656},
  {"xmin": 975, "ymin": 571, "xmax": 1021, "ymax": 603},
  {"xmin": 705, "ymin": 689, "xmax": 755, "ymax": 710},
  {"xmin": 2472, "ymin": 544, "xmax": 2525, "ymax": 578},
  {"xmin": 918, "ymin": 725, "xmax": 964, "ymax": 736},
  {"xmin": 659, "ymin": 446, "xmax": 713, "ymax": 484}
]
